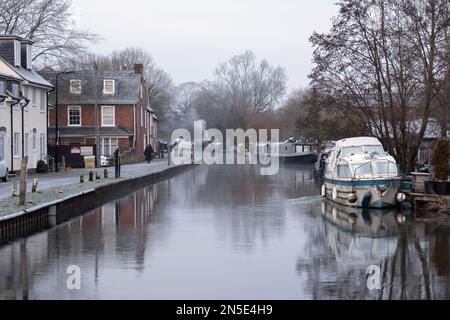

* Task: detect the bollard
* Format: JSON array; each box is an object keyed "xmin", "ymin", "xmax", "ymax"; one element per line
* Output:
[
  {"xmin": 89, "ymin": 171, "xmax": 94, "ymax": 182},
  {"xmin": 11, "ymin": 181, "xmax": 17, "ymax": 197},
  {"xmin": 104, "ymin": 168, "xmax": 109, "ymax": 179},
  {"xmin": 96, "ymin": 172, "xmax": 101, "ymax": 180},
  {"xmin": 80, "ymin": 173, "xmax": 84, "ymax": 183},
  {"xmin": 31, "ymin": 178, "xmax": 39, "ymax": 193},
  {"xmin": 19, "ymin": 157, "xmax": 28, "ymax": 206}
]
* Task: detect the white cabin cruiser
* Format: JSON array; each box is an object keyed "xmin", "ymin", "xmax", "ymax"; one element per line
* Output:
[{"xmin": 321, "ymin": 137, "xmax": 406, "ymax": 209}]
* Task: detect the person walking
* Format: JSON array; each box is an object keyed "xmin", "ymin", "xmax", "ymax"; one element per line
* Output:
[{"xmin": 144, "ymin": 145, "xmax": 154, "ymax": 163}]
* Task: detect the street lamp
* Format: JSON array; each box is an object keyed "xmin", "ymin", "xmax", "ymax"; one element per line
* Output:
[{"xmin": 55, "ymin": 71, "xmax": 75, "ymax": 173}]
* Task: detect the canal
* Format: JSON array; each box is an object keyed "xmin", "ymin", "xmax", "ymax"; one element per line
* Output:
[{"xmin": 1, "ymin": 165, "xmax": 450, "ymax": 300}]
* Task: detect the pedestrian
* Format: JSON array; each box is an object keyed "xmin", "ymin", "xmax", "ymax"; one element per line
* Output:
[{"xmin": 144, "ymin": 145, "xmax": 154, "ymax": 163}]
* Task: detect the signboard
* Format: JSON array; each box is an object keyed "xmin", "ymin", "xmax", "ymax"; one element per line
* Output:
[
  {"xmin": 80, "ymin": 146, "xmax": 94, "ymax": 156},
  {"xmin": 71, "ymin": 147, "xmax": 81, "ymax": 154}
]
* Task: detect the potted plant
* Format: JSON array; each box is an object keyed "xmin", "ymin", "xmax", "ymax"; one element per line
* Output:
[{"xmin": 430, "ymin": 138, "xmax": 450, "ymax": 195}]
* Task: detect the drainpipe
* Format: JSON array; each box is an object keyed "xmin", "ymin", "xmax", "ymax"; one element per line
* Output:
[
  {"xmin": 21, "ymin": 95, "xmax": 30, "ymax": 158},
  {"xmin": 46, "ymin": 86, "xmax": 55, "ymax": 168},
  {"xmin": 133, "ymin": 104, "xmax": 136, "ymax": 149}
]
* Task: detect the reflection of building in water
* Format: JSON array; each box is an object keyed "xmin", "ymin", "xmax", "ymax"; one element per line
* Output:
[
  {"xmin": 297, "ymin": 201, "xmax": 450, "ymax": 300},
  {"xmin": 0, "ymin": 185, "xmax": 159, "ymax": 300}
]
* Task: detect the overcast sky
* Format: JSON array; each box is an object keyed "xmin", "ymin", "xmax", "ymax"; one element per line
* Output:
[{"xmin": 72, "ymin": 0, "xmax": 338, "ymax": 91}]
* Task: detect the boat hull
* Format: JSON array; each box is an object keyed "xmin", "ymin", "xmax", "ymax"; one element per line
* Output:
[
  {"xmin": 324, "ymin": 178, "xmax": 402, "ymax": 209},
  {"xmin": 280, "ymin": 153, "xmax": 318, "ymax": 164}
]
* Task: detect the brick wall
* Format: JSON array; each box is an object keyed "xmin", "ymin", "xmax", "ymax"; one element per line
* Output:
[{"xmin": 49, "ymin": 104, "xmax": 135, "ymax": 132}]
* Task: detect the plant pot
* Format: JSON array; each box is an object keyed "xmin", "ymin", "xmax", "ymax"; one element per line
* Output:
[
  {"xmin": 424, "ymin": 181, "xmax": 436, "ymax": 194},
  {"xmin": 435, "ymin": 181, "xmax": 450, "ymax": 196}
]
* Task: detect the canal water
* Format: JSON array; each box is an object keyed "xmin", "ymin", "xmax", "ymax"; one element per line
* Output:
[{"xmin": 1, "ymin": 165, "xmax": 450, "ymax": 300}]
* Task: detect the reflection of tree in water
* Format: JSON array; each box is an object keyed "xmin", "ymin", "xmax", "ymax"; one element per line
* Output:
[{"xmin": 296, "ymin": 210, "xmax": 450, "ymax": 300}]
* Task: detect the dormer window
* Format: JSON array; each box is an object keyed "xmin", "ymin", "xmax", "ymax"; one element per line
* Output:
[
  {"xmin": 70, "ymin": 80, "xmax": 82, "ymax": 94},
  {"xmin": 103, "ymin": 79, "xmax": 115, "ymax": 95},
  {"xmin": 14, "ymin": 40, "xmax": 21, "ymax": 67},
  {"xmin": 26, "ymin": 44, "xmax": 32, "ymax": 70},
  {"xmin": 11, "ymin": 83, "xmax": 19, "ymax": 97}
]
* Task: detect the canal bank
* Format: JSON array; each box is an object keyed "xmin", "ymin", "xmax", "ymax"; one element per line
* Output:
[{"xmin": 0, "ymin": 161, "xmax": 194, "ymax": 244}]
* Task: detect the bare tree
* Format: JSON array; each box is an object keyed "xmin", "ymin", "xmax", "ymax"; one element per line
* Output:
[
  {"xmin": 196, "ymin": 51, "xmax": 287, "ymax": 130},
  {"xmin": 309, "ymin": 0, "xmax": 450, "ymax": 172},
  {"xmin": 0, "ymin": 0, "xmax": 98, "ymax": 66}
]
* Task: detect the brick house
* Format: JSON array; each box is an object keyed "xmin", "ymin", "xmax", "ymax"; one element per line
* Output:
[{"xmin": 41, "ymin": 64, "xmax": 157, "ymax": 166}]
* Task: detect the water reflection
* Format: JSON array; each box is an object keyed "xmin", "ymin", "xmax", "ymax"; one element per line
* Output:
[{"xmin": 0, "ymin": 165, "xmax": 449, "ymax": 299}]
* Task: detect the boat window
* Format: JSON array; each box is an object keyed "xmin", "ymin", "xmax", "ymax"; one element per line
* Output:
[
  {"xmin": 354, "ymin": 163, "xmax": 372, "ymax": 178},
  {"xmin": 374, "ymin": 161, "xmax": 398, "ymax": 176},
  {"xmin": 337, "ymin": 164, "xmax": 351, "ymax": 178},
  {"xmin": 342, "ymin": 146, "xmax": 363, "ymax": 156},
  {"xmin": 365, "ymin": 145, "xmax": 385, "ymax": 154}
]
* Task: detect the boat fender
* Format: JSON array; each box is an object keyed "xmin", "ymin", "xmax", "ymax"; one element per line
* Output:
[
  {"xmin": 396, "ymin": 193, "xmax": 406, "ymax": 203},
  {"xmin": 361, "ymin": 192, "xmax": 372, "ymax": 208},
  {"xmin": 332, "ymin": 187, "xmax": 338, "ymax": 201},
  {"xmin": 348, "ymin": 193, "xmax": 358, "ymax": 204},
  {"xmin": 321, "ymin": 184, "xmax": 326, "ymax": 197}
]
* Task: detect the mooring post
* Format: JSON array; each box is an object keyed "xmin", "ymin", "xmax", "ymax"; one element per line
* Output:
[
  {"xmin": 19, "ymin": 157, "xmax": 28, "ymax": 206},
  {"xmin": 31, "ymin": 178, "xmax": 38, "ymax": 193}
]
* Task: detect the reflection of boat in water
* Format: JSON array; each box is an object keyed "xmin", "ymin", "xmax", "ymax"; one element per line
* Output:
[
  {"xmin": 321, "ymin": 200, "xmax": 406, "ymax": 238},
  {"xmin": 321, "ymin": 137, "xmax": 406, "ymax": 208}
]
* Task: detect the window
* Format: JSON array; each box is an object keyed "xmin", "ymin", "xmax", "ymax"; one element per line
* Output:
[
  {"xmin": 32, "ymin": 88, "xmax": 37, "ymax": 107},
  {"xmin": 0, "ymin": 81, "xmax": 4, "ymax": 109},
  {"xmin": 374, "ymin": 161, "xmax": 398, "ymax": 177},
  {"xmin": 354, "ymin": 163, "xmax": 373, "ymax": 178},
  {"xmin": 0, "ymin": 133, "xmax": 5, "ymax": 161},
  {"xmin": 14, "ymin": 132, "xmax": 20, "ymax": 157},
  {"xmin": 70, "ymin": 80, "xmax": 82, "ymax": 94},
  {"xmin": 40, "ymin": 91, "xmax": 46, "ymax": 112},
  {"xmin": 337, "ymin": 163, "xmax": 351, "ymax": 178},
  {"xmin": 342, "ymin": 146, "xmax": 364, "ymax": 156},
  {"xmin": 11, "ymin": 83, "xmax": 19, "ymax": 97},
  {"xmin": 40, "ymin": 134, "xmax": 46, "ymax": 158},
  {"xmin": 14, "ymin": 40, "xmax": 21, "ymax": 66},
  {"xmin": 32, "ymin": 131, "xmax": 37, "ymax": 151},
  {"xmin": 101, "ymin": 106, "xmax": 115, "ymax": 126},
  {"xmin": 26, "ymin": 44, "xmax": 32, "ymax": 69},
  {"xmin": 24, "ymin": 133, "xmax": 29, "ymax": 158},
  {"xmin": 68, "ymin": 106, "xmax": 81, "ymax": 126},
  {"xmin": 141, "ymin": 108, "xmax": 143, "ymax": 127},
  {"xmin": 103, "ymin": 80, "xmax": 115, "ymax": 95},
  {"xmin": 365, "ymin": 145, "xmax": 385, "ymax": 154},
  {"xmin": 101, "ymin": 138, "xmax": 118, "ymax": 157}
]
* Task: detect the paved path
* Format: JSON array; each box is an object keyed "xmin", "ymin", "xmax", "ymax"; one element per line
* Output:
[{"xmin": 0, "ymin": 159, "xmax": 169, "ymax": 200}]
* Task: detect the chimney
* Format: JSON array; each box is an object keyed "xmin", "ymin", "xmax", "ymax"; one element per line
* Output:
[
  {"xmin": 120, "ymin": 64, "xmax": 128, "ymax": 71},
  {"xmin": 133, "ymin": 63, "xmax": 144, "ymax": 74}
]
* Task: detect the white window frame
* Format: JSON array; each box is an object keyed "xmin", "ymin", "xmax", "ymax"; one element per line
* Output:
[
  {"xmin": 103, "ymin": 79, "xmax": 115, "ymax": 95},
  {"xmin": 14, "ymin": 40, "xmax": 21, "ymax": 66},
  {"xmin": 0, "ymin": 132, "xmax": 5, "ymax": 161},
  {"xmin": 24, "ymin": 133, "xmax": 29, "ymax": 157},
  {"xmin": 101, "ymin": 137, "xmax": 118, "ymax": 157},
  {"xmin": 68, "ymin": 106, "xmax": 82, "ymax": 127},
  {"xmin": 70, "ymin": 79, "xmax": 82, "ymax": 94},
  {"xmin": 32, "ymin": 131, "xmax": 37, "ymax": 152},
  {"xmin": 40, "ymin": 90, "xmax": 46, "ymax": 113},
  {"xmin": 0, "ymin": 81, "xmax": 4, "ymax": 109},
  {"xmin": 26, "ymin": 44, "xmax": 32, "ymax": 70},
  {"xmin": 11, "ymin": 83, "xmax": 19, "ymax": 97},
  {"xmin": 40, "ymin": 134, "xmax": 46, "ymax": 159},
  {"xmin": 101, "ymin": 106, "xmax": 115, "ymax": 127},
  {"xmin": 32, "ymin": 88, "xmax": 37, "ymax": 108},
  {"xmin": 14, "ymin": 132, "xmax": 20, "ymax": 158}
]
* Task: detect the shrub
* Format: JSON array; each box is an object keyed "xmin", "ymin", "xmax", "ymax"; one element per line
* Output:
[
  {"xmin": 36, "ymin": 160, "xmax": 49, "ymax": 174},
  {"xmin": 431, "ymin": 138, "xmax": 450, "ymax": 181}
]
